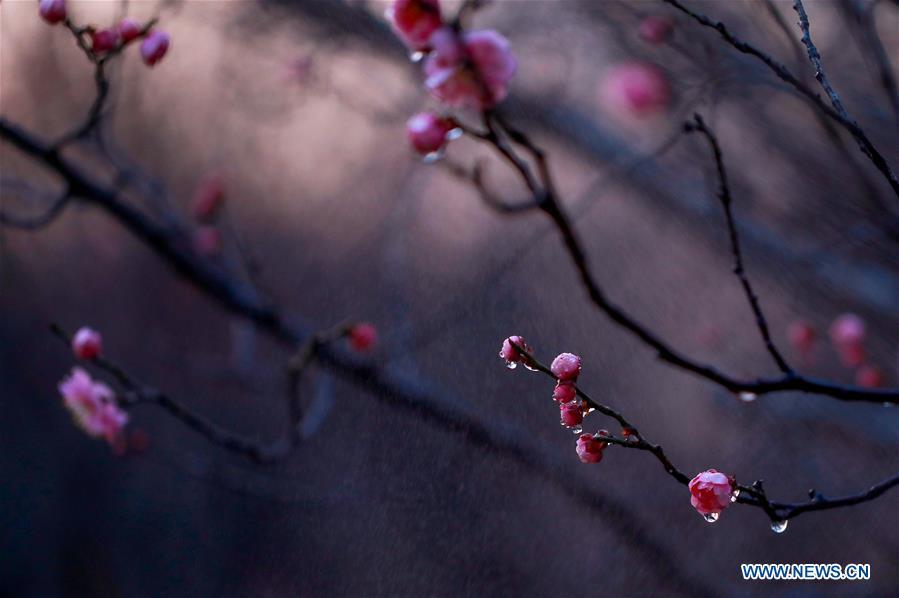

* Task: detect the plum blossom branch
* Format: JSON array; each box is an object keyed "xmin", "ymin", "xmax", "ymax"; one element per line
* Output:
[
  {"xmin": 52, "ymin": 322, "xmax": 349, "ymax": 463},
  {"xmin": 661, "ymin": 0, "xmax": 899, "ymax": 200},
  {"xmin": 506, "ymin": 339, "xmax": 899, "ymax": 525},
  {"xmin": 682, "ymin": 114, "xmax": 792, "ymax": 375},
  {"xmin": 456, "ymin": 111, "xmax": 898, "ymax": 404}
]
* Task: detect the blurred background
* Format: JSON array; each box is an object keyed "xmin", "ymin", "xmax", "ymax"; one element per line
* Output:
[{"xmin": 1, "ymin": 0, "xmax": 898, "ymax": 595}]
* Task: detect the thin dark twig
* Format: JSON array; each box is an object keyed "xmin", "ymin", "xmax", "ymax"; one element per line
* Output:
[
  {"xmin": 0, "ymin": 191, "xmax": 72, "ymax": 230},
  {"xmin": 510, "ymin": 340, "xmax": 899, "ymax": 523},
  {"xmin": 839, "ymin": 0, "xmax": 899, "ymax": 120},
  {"xmin": 457, "ymin": 113, "xmax": 899, "ymax": 404},
  {"xmin": 52, "ymin": 323, "xmax": 334, "ymax": 463},
  {"xmin": 661, "ymin": 0, "xmax": 899, "ymax": 200},
  {"xmin": 683, "ymin": 114, "xmax": 792, "ymax": 374}
]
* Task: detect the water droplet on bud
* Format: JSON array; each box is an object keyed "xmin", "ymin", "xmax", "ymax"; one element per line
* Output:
[
  {"xmin": 771, "ymin": 520, "xmax": 788, "ymax": 533},
  {"xmin": 505, "ymin": 361, "xmax": 517, "ymax": 370},
  {"xmin": 422, "ymin": 149, "xmax": 445, "ymax": 164},
  {"xmin": 409, "ymin": 50, "xmax": 425, "ymax": 63},
  {"xmin": 730, "ymin": 488, "xmax": 741, "ymax": 502},
  {"xmin": 738, "ymin": 391, "xmax": 757, "ymax": 402},
  {"xmin": 445, "ymin": 127, "xmax": 463, "ymax": 141},
  {"xmin": 703, "ymin": 512, "xmax": 719, "ymax": 523}
]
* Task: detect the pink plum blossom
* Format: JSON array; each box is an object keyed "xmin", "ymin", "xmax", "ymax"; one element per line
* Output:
[
  {"xmin": 192, "ymin": 173, "xmax": 226, "ymax": 221},
  {"xmin": 58, "ymin": 367, "xmax": 128, "ymax": 444},
  {"xmin": 829, "ymin": 313, "xmax": 866, "ymax": 348},
  {"xmin": 688, "ymin": 469, "xmax": 735, "ymax": 516},
  {"xmin": 638, "ymin": 16, "xmax": 673, "ymax": 45},
  {"xmin": 576, "ymin": 433, "xmax": 605, "ymax": 464},
  {"xmin": 553, "ymin": 380, "xmax": 577, "ymax": 403},
  {"xmin": 600, "ymin": 62, "xmax": 671, "ymax": 119},
  {"xmin": 423, "ymin": 27, "xmax": 517, "ymax": 110},
  {"xmin": 118, "ymin": 18, "xmax": 143, "ymax": 43},
  {"xmin": 140, "ymin": 30, "xmax": 170, "ymax": 67},
  {"xmin": 72, "ymin": 326, "xmax": 102, "ymax": 360},
  {"xmin": 856, "ymin": 365, "xmax": 884, "ymax": 389},
  {"xmin": 406, "ymin": 112, "xmax": 455, "ymax": 155},
  {"xmin": 349, "ymin": 323, "xmax": 378, "ymax": 352},
  {"xmin": 39, "ymin": 0, "xmax": 66, "ymax": 24},
  {"xmin": 388, "ymin": 0, "xmax": 443, "ymax": 51},
  {"xmin": 91, "ymin": 29, "xmax": 120, "ymax": 54},
  {"xmin": 499, "ymin": 335, "xmax": 531, "ymax": 366},
  {"xmin": 560, "ymin": 401, "xmax": 585, "ymax": 428},
  {"xmin": 787, "ymin": 320, "xmax": 816, "ymax": 355},
  {"xmin": 550, "ymin": 352, "xmax": 581, "ymax": 381}
]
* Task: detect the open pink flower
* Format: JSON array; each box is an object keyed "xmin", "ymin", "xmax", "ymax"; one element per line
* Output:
[
  {"xmin": 551, "ymin": 352, "xmax": 581, "ymax": 381},
  {"xmin": 600, "ymin": 62, "xmax": 671, "ymax": 119},
  {"xmin": 688, "ymin": 469, "xmax": 735, "ymax": 516},
  {"xmin": 406, "ymin": 112, "xmax": 455, "ymax": 155},
  {"xmin": 118, "ymin": 18, "xmax": 143, "ymax": 43},
  {"xmin": 388, "ymin": 0, "xmax": 443, "ymax": 51},
  {"xmin": 140, "ymin": 30, "xmax": 170, "ymax": 67},
  {"xmin": 349, "ymin": 323, "xmax": 378, "ymax": 352},
  {"xmin": 39, "ymin": 0, "xmax": 67, "ymax": 24},
  {"xmin": 576, "ymin": 433, "xmax": 605, "ymax": 464},
  {"xmin": 72, "ymin": 326, "xmax": 102, "ymax": 360},
  {"xmin": 58, "ymin": 367, "xmax": 128, "ymax": 444},
  {"xmin": 423, "ymin": 27, "xmax": 517, "ymax": 110}
]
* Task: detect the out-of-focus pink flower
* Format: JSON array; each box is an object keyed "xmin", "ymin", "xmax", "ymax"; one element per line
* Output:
[
  {"xmin": 551, "ymin": 352, "xmax": 581, "ymax": 382},
  {"xmin": 600, "ymin": 62, "xmax": 671, "ymax": 119},
  {"xmin": 91, "ymin": 28, "xmax": 120, "ymax": 54},
  {"xmin": 349, "ymin": 323, "xmax": 378, "ymax": 352},
  {"xmin": 58, "ymin": 367, "xmax": 128, "ymax": 444},
  {"xmin": 856, "ymin": 365, "xmax": 884, "ymax": 388},
  {"xmin": 192, "ymin": 173, "xmax": 226, "ymax": 221},
  {"xmin": 553, "ymin": 380, "xmax": 577, "ymax": 403},
  {"xmin": 638, "ymin": 16, "xmax": 673, "ymax": 45},
  {"xmin": 829, "ymin": 313, "xmax": 866, "ymax": 348},
  {"xmin": 787, "ymin": 320, "xmax": 816, "ymax": 355},
  {"xmin": 406, "ymin": 112, "xmax": 455, "ymax": 155},
  {"xmin": 39, "ymin": 0, "xmax": 66, "ymax": 24},
  {"xmin": 560, "ymin": 401, "xmax": 585, "ymax": 428},
  {"xmin": 117, "ymin": 18, "xmax": 143, "ymax": 43},
  {"xmin": 193, "ymin": 225, "xmax": 222, "ymax": 256},
  {"xmin": 576, "ymin": 433, "xmax": 605, "ymax": 464},
  {"xmin": 387, "ymin": 0, "xmax": 443, "ymax": 51},
  {"xmin": 837, "ymin": 343, "xmax": 866, "ymax": 368},
  {"xmin": 424, "ymin": 27, "xmax": 517, "ymax": 110},
  {"xmin": 140, "ymin": 30, "xmax": 170, "ymax": 67},
  {"xmin": 72, "ymin": 327, "xmax": 102, "ymax": 360},
  {"xmin": 688, "ymin": 469, "xmax": 734, "ymax": 516}
]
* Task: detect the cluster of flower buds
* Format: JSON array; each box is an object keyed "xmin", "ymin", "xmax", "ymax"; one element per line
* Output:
[
  {"xmin": 39, "ymin": 0, "xmax": 170, "ymax": 67},
  {"xmin": 688, "ymin": 469, "xmax": 738, "ymax": 522},
  {"xmin": 58, "ymin": 367, "xmax": 128, "ymax": 447},
  {"xmin": 348, "ymin": 322, "xmax": 378, "ymax": 352},
  {"xmin": 787, "ymin": 314, "xmax": 886, "ymax": 389},
  {"xmin": 390, "ymin": 0, "xmax": 517, "ymax": 157}
]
